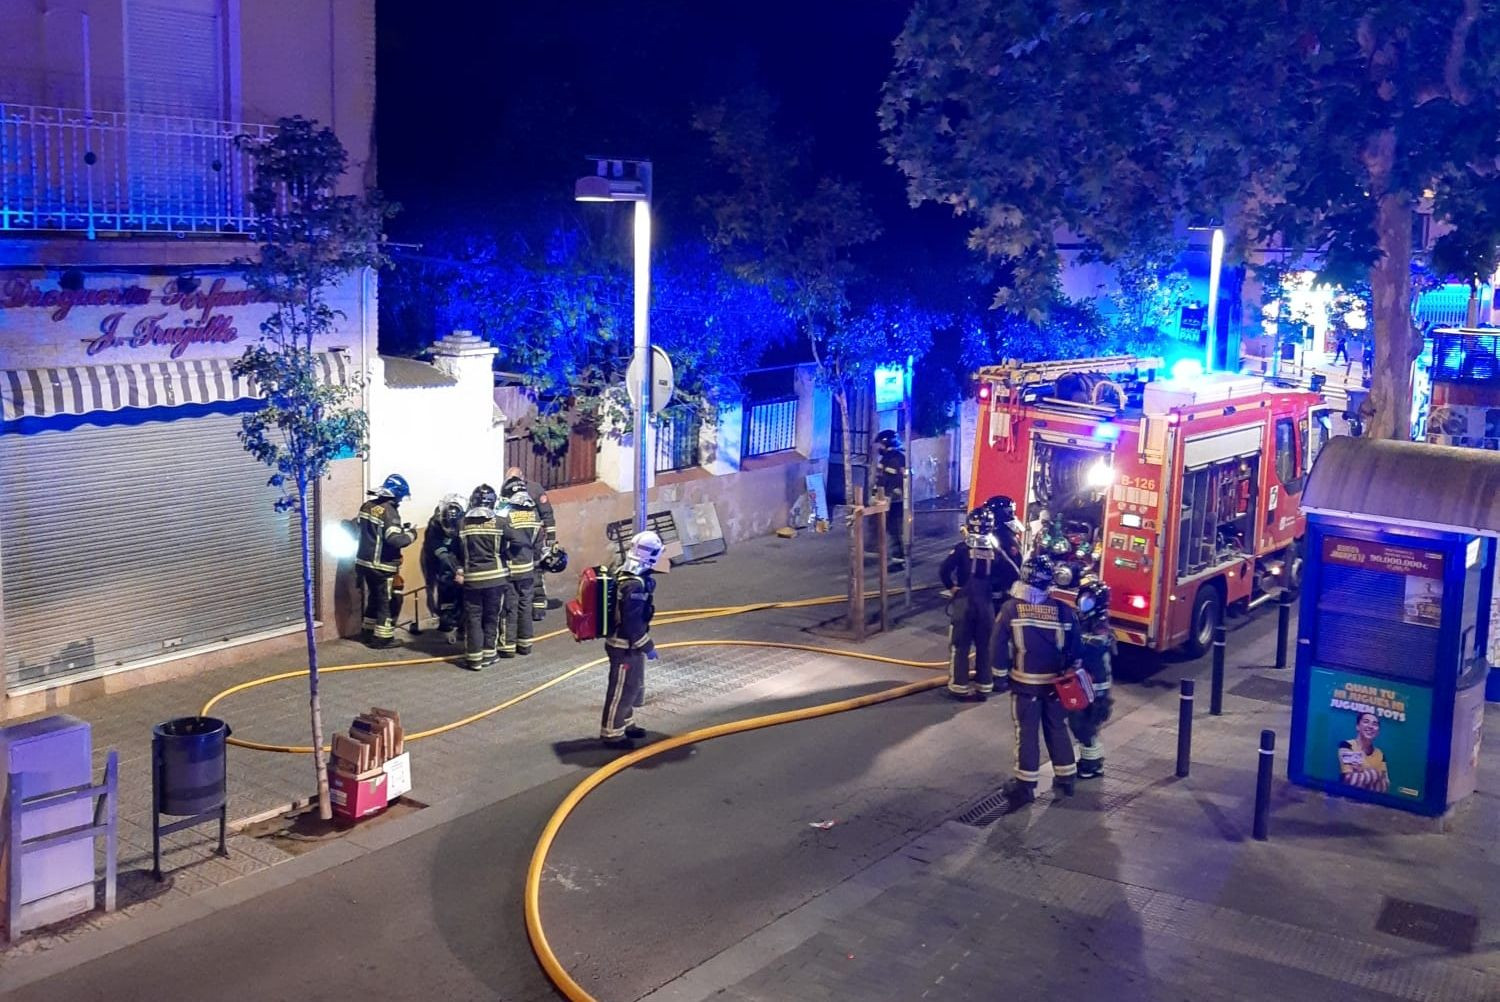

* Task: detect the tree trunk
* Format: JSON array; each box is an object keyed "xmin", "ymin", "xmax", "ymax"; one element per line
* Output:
[
  {"xmin": 298, "ymin": 481, "xmax": 332, "ymax": 820},
  {"xmin": 1364, "ymin": 129, "xmax": 1417, "ymax": 441},
  {"xmin": 836, "ymin": 389, "xmax": 855, "ymax": 508}
]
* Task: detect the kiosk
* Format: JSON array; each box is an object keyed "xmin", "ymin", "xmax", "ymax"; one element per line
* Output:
[{"xmin": 1291, "ymin": 437, "xmax": 1497, "ymax": 817}]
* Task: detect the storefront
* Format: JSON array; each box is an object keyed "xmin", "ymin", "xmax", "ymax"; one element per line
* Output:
[{"xmin": 0, "ymin": 268, "xmax": 369, "ymax": 704}]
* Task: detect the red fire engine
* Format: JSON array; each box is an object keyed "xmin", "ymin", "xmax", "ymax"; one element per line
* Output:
[{"xmin": 969, "ymin": 356, "xmax": 1332, "ymax": 655}]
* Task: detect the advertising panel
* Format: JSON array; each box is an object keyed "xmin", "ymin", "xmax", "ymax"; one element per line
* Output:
[{"xmin": 1300, "ymin": 667, "xmax": 1433, "ymax": 803}]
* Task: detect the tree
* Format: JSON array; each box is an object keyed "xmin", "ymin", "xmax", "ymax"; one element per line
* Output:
[
  {"xmin": 1108, "ymin": 255, "xmax": 1195, "ymax": 341},
  {"xmin": 694, "ymin": 88, "xmax": 888, "ymax": 502},
  {"xmin": 234, "ymin": 117, "xmax": 393, "ymax": 820},
  {"xmin": 882, "ymin": 1, "xmax": 1500, "ymax": 438},
  {"xmin": 386, "ymin": 216, "xmax": 788, "ymax": 451}
]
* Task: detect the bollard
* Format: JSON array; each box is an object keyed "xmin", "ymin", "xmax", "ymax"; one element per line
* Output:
[
  {"xmin": 1274, "ymin": 590, "xmax": 1293, "ymax": 669},
  {"xmin": 1210, "ymin": 624, "xmax": 1226, "ymax": 716},
  {"xmin": 1253, "ymin": 729, "xmax": 1276, "ymax": 840},
  {"xmin": 1175, "ymin": 679, "xmax": 1194, "ymax": 778}
]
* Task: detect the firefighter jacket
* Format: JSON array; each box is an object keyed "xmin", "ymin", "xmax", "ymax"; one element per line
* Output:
[
  {"xmin": 875, "ymin": 447, "xmax": 906, "ymax": 501},
  {"xmin": 992, "ymin": 583, "xmax": 1081, "ymax": 685},
  {"xmin": 505, "ymin": 504, "xmax": 545, "ymax": 576},
  {"xmin": 1079, "ymin": 631, "xmax": 1114, "ymax": 692},
  {"xmin": 605, "ymin": 571, "xmax": 656, "ymax": 653},
  {"xmin": 457, "ymin": 515, "xmax": 509, "ymax": 588},
  {"xmin": 356, "ymin": 499, "xmax": 414, "ymax": 575},
  {"xmin": 989, "ymin": 523, "xmax": 1024, "ymax": 595},
  {"xmin": 940, "ymin": 535, "xmax": 1001, "ymax": 602},
  {"xmin": 528, "ymin": 479, "xmax": 557, "ymax": 546}
]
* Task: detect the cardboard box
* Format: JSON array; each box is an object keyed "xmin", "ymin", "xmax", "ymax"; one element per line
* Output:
[
  {"xmin": 328, "ymin": 766, "xmax": 388, "ymax": 820},
  {"xmin": 383, "ymin": 752, "xmax": 412, "ymax": 800}
]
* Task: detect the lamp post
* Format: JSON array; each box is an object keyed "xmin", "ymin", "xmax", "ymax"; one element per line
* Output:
[
  {"xmin": 576, "ymin": 157, "xmax": 653, "ymax": 532},
  {"xmin": 1189, "ymin": 221, "xmax": 1227, "ymax": 370}
]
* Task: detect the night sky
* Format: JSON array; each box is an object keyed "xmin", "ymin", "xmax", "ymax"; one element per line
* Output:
[{"xmin": 374, "ymin": 0, "xmax": 963, "ymax": 256}]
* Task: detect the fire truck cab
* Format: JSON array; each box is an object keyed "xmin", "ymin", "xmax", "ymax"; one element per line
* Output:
[{"xmin": 970, "ymin": 356, "xmax": 1332, "ymax": 656}]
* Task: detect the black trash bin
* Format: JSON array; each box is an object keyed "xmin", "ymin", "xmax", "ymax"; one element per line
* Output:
[{"xmin": 151, "ymin": 716, "xmax": 231, "ymax": 879}]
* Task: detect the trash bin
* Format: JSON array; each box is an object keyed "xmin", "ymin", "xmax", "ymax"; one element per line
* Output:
[{"xmin": 152, "ymin": 717, "xmax": 229, "ymax": 817}]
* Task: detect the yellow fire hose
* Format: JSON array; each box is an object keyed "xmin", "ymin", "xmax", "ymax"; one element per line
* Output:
[
  {"xmin": 200, "ymin": 587, "xmax": 940, "ymax": 754},
  {"xmin": 199, "ymin": 586, "xmax": 949, "ymax": 1002}
]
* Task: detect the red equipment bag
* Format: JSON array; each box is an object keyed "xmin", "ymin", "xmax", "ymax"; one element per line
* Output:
[
  {"xmin": 1053, "ymin": 669, "xmax": 1096, "ymax": 712},
  {"xmin": 565, "ymin": 565, "xmax": 616, "ymax": 642}
]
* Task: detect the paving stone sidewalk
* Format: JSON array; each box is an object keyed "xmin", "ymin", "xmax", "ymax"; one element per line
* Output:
[
  {"xmin": 2, "ymin": 522, "xmax": 955, "ymax": 959},
  {"xmin": 703, "ymin": 630, "xmax": 1500, "ymax": 1002}
]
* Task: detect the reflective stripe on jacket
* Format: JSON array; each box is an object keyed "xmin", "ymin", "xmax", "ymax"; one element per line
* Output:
[
  {"xmin": 458, "ymin": 516, "xmax": 509, "ymax": 586},
  {"xmin": 992, "ymin": 584, "xmax": 1080, "ymax": 685},
  {"xmin": 356, "ymin": 499, "xmax": 413, "ymax": 574}
]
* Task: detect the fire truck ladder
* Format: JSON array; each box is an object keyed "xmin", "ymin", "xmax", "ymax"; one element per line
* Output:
[{"xmin": 976, "ymin": 355, "xmax": 1165, "ymax": 392}]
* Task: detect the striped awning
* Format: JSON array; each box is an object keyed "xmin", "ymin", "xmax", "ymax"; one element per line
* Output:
[{"xmin": 1, "ymin": 352, "xmax": 351, "ymax": 421}]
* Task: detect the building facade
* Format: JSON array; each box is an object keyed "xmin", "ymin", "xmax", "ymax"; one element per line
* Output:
[{"xmin": 0, "ymin": 0, "xmax": 377, "ymax": 718}]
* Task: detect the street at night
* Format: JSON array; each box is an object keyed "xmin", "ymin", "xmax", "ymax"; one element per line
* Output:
[{"xmin": 3, "ymin": 3, "xmax": 1500, "ymax": 1001}]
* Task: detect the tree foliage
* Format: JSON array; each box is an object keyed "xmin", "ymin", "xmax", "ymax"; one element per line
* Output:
[
  {"xmin": 388, "ymin": 215, "xmax": 789, "ymax": 450},
  {"xmin": 233, "ymin": 116, "xmax": 393, "ymax": 820},
  {"xmin": 882, "ymin": 1, "xmax": 1500, "ymax": 438}
]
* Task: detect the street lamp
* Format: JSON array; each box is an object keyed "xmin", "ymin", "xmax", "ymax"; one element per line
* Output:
[
  {"xmin": 1189, "ymin": 221, "xmax": 1226, "ymax": 370},
  {"xmin": 576, "ymin": 157, "xmax": 653, "ymax": 532}
]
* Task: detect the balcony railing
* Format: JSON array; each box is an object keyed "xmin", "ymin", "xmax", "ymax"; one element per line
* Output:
[{"xmin": 0, "ymin": 102, "xmax": 271, "ymax": 237}]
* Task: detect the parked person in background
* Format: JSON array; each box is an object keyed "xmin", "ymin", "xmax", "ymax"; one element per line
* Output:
[
  {"xmin": 940, "ymin": 507, "xmax": 1001, "ymax": 702},
  {"xmin": 500, "ymin": 480, "xmax": 544, "ymax": 656},
  {"xmin": 454, "ymin": 484, "xmax": 509, "ymax": 669},
  {"xmin": 601, "ymin": 531, "xmax": 666, "ymax": 749},
  {"xmin": 992, "ymin": 554, "xmax": 1081, "ymax": 806},
  {"xmin": 506, "ymin": 467, "xmax": 556, "ymax": 621},
  {"xmin": 873, "ymin": 429, "xmax": 907, "ymax": 570},
  {"xmin": 355, "ymin": 474, "xmax": 414, "ymax": 649},
  {"xmin": 1068, "ymin": 581, "xmax": 1116, "ymax": 780},
  {"xmin": 420, "ymin": 493, "xmax": 467, "ymax": 644}
]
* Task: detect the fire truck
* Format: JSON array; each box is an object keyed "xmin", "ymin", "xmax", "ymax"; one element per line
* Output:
[{"xmin": 969, "ymin": 356, "xmax": 1332, "ymax": 656}]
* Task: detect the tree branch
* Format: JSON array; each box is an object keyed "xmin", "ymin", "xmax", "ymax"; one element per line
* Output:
[{"xmin": 1445, "ymin": 0, "xmax": 1480, "ymax": 105}]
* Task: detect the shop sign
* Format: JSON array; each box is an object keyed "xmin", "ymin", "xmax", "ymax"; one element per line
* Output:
[
  {"xmin": 1300, "ymin": 667, "xmax": 1432, "ymax": 802},
  {"xmin": 0, "ymin": 276, "xmax": 276, "ymax": 361}
]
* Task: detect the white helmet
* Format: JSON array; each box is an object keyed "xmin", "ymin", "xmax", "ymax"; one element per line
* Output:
[{"xmin": 623, "ymin": 530, "xmax": 666, "ymax": 574}]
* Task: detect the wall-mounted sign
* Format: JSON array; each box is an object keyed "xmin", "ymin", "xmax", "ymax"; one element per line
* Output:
[{"xmin": 0, "ymin": 276, "xmax": 277, "ymax": 361}]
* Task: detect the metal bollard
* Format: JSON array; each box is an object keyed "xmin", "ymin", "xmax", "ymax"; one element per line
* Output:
[
  {"xmin": 1274, "ymin": 590, "xmax": 1293, "ymax": 669},
  {"xmin": 1210, "ymin": 624, "xmax": 1226, "ymax": 716},
  {"xmin": 1253, "ymin": 729, "xmax": 1275, "ymax": 840},
  {"xmin": 1175, "ymin": 679, "xmax": 1194, "ymax": 778}
]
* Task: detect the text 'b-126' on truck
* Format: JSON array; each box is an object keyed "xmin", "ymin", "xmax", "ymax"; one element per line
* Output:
[{"xmin": 969, "ymin": 356, "xmax": 1332, "ymax": 657}]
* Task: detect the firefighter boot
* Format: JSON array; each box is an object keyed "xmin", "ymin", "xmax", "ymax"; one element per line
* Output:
[
  {"xmin": 1002, "ymin": 779, "xmax": 1036, "ymax": 809},
  {"xmin": 1077, "ymin": 757, "xmax": 1104, "ymax": 780},
  {"xmin": 1054, "ymin": 777, "xmax": 1077, "ymax": 797}
]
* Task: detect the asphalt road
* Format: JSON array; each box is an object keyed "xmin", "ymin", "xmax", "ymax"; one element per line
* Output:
[{"xmin": 8, "ymin": 606, "xmax": 1273, "ymax": 1002}]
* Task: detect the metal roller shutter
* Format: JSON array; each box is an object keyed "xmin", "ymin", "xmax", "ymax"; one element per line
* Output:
[{"xmin": 1, "ymin": 410, "xmax": 308, "ymax": 692}]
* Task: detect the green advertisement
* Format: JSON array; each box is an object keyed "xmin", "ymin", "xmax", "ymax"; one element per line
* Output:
[{"xmin": 1301, "ymin": 668, "xmax": 1433, "ymax": 802}]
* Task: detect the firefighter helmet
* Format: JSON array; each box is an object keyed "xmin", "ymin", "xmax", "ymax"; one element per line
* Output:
[
  {"xmin": 468, "ymin": 483, "xmax": 498, "ymax": 517},
  {"xmin": 1076, "ymin": 581, "xmax": 1111, "ymax": 628},
  {"xmin": 985, "ymin": 495, "xmax": 1017, "ymax": 523},
  {"xmin": 624, "ymin": 530, "xmax": 666, "ymax": 574},
  {"xmin": 965, "ymin": 507, "xmax": 996, "ymax": 535},
  {"xmin": 874, "ymin": 429, "xmax": 902, "ymax": 450},
  {"xmin": 1022, "ymin": 554, "xmax": 1055, "ymax": 590},
  {"xmin": 508, "ymin": 489, "xmax": 537, "ymax": 510},
  {"xmin": 501, "ymin": 475, "xmax": 528, "ymax": 499},
  {"xmin": 538, "ymin": 545, "xmax": 569, "ymax": 575},
  {"xmin": 376, "ymin": 473, "xmax": 410, "ymax": 502},
  {"xmin": 438, "ymin": 493, "xmax": 466, "ymax": 531}
]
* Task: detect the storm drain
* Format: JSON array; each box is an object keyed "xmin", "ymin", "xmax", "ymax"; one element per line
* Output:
[
  {"xmin": 955, "ymin": 788, "xmax": 1016, "ymax": 828},
  {"xmin": 1230, "ymin": 675, "xmax": 1295, "ymax": 705},
  {"xmin": 1375, "ymin": 897, "xmax": 1478, "ymax": 952}
]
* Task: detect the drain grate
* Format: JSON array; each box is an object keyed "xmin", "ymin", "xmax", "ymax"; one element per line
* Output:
[
  {"xmin": 955, "ymin": 788, "xmax": 1016, "ymax": 827},
  {"xmin": 1230, "ymin": 675, "xmax": 1294, "ymax": 705},
  {"xmin": 1375, "ymin": 897, "xmax": 1478, "ymax": 952}
]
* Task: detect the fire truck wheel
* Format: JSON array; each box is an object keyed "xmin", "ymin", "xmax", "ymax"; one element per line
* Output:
[{"xmin": 1185, "ymin": 585, "xmax": 1223, "ymax": 659}]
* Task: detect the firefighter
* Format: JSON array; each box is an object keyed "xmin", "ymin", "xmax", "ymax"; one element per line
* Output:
[
  {"xmin": 1069, "ymin": 581, "xmax": 1116, "ymax": 780},
  {"xmin": 506, "ymin": 467, "xmax": 557, "ymax": 621},
  {"xmin": 420, "ymin": 493, "xmax": 467, "ymax": 644},
  {"xmin": 454, "ymin": 484, "xmax": 509, "ymax": 669},
  {"xmin": 940, "ymin": 507, "xmax": 1001, "ymax": 702},
  {"xmin": 355, "ymin": 474, "xmax": 415, "ymax": 649},
  {"xmin": 500, "ymin": 481, "xmax": 544, "ymax": 656},
  {"xmin": 992, "ymin": 554, "xmax": 1081, "ymax": 806},
  {"xmin": 983, "ymin": 494, "xmax": 1026, "ymax": 597},
  {"xmin": 873, "ymin": 429, "xmax": 906, "ymax": 568},
  {"xmin": 601, "ymin": 530, "xmax": 665, "ymax": 749}
]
